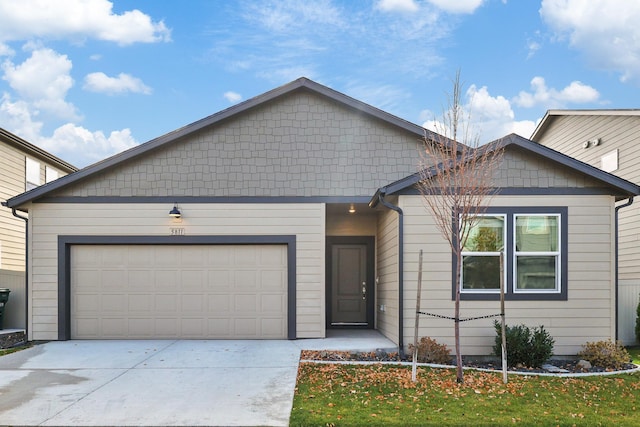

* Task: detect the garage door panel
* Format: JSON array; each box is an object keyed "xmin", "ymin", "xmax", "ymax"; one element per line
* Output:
[{"xmin": 71, "ymin": 244, "xmax": 287, "ymax": 339}]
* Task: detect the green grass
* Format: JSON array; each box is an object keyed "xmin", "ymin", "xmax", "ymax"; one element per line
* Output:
[
  {"xmin": 0, "ymin": 344, "xmax": 30, "ymax": 357},
  {"xmin": 628, "ymin": 347, "xmax": 640, "ymax": 365},
  {"xmin": 290, "ymin": 363, "xmax": 640, "ymax": 426}
]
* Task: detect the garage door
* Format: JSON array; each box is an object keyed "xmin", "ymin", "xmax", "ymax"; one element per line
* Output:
[{"xmin": 70, "ymin": 245, "xmax": 287, "ymax": 339}]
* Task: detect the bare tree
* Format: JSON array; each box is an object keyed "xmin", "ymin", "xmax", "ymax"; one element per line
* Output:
[{"xmin": 417, "ymin": 71, "xmax": 504, "ymax": 383}]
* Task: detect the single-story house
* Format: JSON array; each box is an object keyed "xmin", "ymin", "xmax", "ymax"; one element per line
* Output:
[{"xmin": 5, "ymin": 79, "xmax": 639, "ymax": 355}]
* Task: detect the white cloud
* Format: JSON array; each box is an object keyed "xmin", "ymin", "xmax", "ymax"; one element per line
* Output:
[
  {"xmin": 247, "ymin": 0, "xmax": 345, "ymax": 33},
  {"xmin": 83, "ymin": 72, "xmax": 152, "ymax": 95},
  {"xmin": 421, "ymin": 84, "xmax": 536, "ymax": 144},
  {"xmin": 2, "ymin": 47, "xmax": 79, "ymax": 120},
  {"xmin": 0, "ymin": 0, "xmax": 171, "ymax": 45},
  {"xmin": 38, "ymin": 124, "xmax": 138, "ymax": 166},
  {"xmin": 0, "ymin": 42, "xmax": 14, "ymax": 57},
  {"xmin": 376, "ymin": 0, "xmax": 419, "ymax": 13},
  {"xmin": 0, "ymin": 92, "xmax": 43, "ymax": 141},
  {"xmin": 540, "ymin": 0, "xmax": 640, "ymax": 83},
  {"xmin": 0, "ymin": 92, "xmax": 137, "ymax": 167},
  {"xmin": 513, "ymin": 76, "xmax": 599, "ymax": 108},
  {"xmin": 223, "ymin": 91, "xmax": 242, "ymax": 103},
  {"xmin": 427, "ymin": 0, "xmax": 485, "ymax": 14}
]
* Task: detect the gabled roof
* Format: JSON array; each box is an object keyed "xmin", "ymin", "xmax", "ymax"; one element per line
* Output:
[
  {"xmin": 370, "ymin": 133, "xmax": 640, "ymax": 206},
  {"xmin": 531, "ymin": 109, "xmax": 640, "ymax": 141},
  {"xmin": 0, "ymin": 127, "xmax": 77, "ymax": 173},
  {"xmin": 6, "ymin": 77, "xmax": 446, "ymax": 209}
]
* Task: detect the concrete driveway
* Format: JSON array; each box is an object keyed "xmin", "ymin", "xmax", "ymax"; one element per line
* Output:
[{"xmin": 0, "ymin": 340, "xmax": 302, "ymax": 426}]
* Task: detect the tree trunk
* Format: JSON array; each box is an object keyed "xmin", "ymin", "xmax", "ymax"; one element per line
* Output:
[{"xmin": 454, "ymin": 256, "xmax": 464, "ymax": 383}]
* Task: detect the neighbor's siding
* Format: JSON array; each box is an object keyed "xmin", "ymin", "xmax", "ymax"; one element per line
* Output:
[
  {"xmin": 375, "ymin": 201, "xmax": 400, "ymax": 344},
  {"xmin": 535, "ymin": 114, "xmax": 640, "ymax": 344},
  {"xmin": 400, "ymin": 194, "xmax": 615, "ymax": 356},
  {"xmin": 0, "ymin": 142, "xmax": 28, "ymax": 271},
  {"xmin": 27, "ymin": 203, "xmax": 325, "ymax": 341},
  {"xmin": 0, "ymin": 141, "xmax": 68, "ymax": 329}
]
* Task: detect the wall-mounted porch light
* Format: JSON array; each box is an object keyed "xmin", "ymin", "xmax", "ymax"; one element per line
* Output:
[
  {"xmin": 169, "ymin": 204, "xmax": 181, "ymax": 218},
  {"xmin": 348, "ymin": 204, "xmax": 356, "ymax": 214}
]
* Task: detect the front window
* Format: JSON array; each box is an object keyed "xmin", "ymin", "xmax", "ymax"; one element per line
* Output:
[
  {"xmin": 457, "ymin": 208, "xmax": 567, "ymax": 300},
  {"xmin": 515, "ymin": 215, "xmax": 560, "ymax": 293},
  {"xmin": 461, "ymin": 215, "xmax": 505, "ymax": 292}
]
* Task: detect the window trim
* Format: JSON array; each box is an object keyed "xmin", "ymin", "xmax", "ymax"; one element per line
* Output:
[{"xmin": 453, "ymin": 206, "xmax": 568, "ymax": 301}]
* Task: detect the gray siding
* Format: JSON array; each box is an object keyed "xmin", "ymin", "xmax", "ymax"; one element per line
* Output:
[
  {"xmin": 54, "ymin": 91, "xmax": 424, "ymax": 199},
  {"xmin": 534, "ymin": 113, "xmax": 640, "ymax": 344}
]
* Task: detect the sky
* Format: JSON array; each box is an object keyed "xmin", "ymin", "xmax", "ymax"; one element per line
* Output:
[{"xmin": 1, "ymin": 0, "xmax": 639, "ymax": 168}]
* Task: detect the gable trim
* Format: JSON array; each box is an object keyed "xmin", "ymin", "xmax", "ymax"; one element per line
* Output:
[{"xmin": 6, "ymin": 77, "xmax": 436, "ymax": 209}]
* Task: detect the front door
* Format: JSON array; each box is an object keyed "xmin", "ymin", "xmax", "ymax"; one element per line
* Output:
[{"xmin": 326, "ymin": 236, "xmax": 374, "ymax": 328}]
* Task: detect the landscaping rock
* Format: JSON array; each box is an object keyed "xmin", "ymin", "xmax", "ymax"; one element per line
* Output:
[{"xmin": 577, "ymin": 359, "xmax": 592, "ymax": 370}]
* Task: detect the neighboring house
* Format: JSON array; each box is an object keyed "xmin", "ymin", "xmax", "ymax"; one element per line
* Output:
[
  {"xmin": 531, "ymin": 110, "xmax": 640, "ymax": 345},
  {"xmin": 0, "ymin": 128, "xmax": 77, "ymax": 329},
  {"xmin": 5, "ymin": 79, "xmax": 639, "ymax": 356}
]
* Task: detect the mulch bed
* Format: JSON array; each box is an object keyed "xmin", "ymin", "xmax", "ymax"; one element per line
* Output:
[{"xmin": 300, "ymin": 350, "xmax": 637, "ymax": 374}]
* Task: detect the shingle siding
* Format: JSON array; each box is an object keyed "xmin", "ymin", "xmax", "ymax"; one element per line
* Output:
[{"xmin": 55, "ymin": 92, "xmax": 424, "ymax": 199}]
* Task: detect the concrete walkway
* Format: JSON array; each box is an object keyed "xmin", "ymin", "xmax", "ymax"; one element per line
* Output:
[{"xmin": 0, "ymin": 331, "xmax": 396, "ymax": 426}]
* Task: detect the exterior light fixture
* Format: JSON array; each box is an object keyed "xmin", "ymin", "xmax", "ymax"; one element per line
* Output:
[
  {"xmin": 169, "ymin": 204, "xmax": 181, "ymax": 218},
  {"xmin": 348, "ymin": 204, "xmax": 356, "ymax": 214}
]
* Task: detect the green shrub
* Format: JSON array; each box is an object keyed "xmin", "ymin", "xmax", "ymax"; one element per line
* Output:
[
  {"xmin": 408, "ymin": 337, "xmax": 452, "ymax": 365},
  {"xmin": 492, "ymin": 321, "xmax": 555, "ymax": 368},
  {"xmin": 577, "ymin": 340, "xmax": 631, "ymax": 370}
]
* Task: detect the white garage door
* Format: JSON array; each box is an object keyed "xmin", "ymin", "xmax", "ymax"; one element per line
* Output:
[{"xmin": 70, "ymin": 245, "xmax": 287, "ymax": 339}]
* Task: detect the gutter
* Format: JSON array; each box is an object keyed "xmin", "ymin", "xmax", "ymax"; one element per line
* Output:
[
  {"xmin": 2, "ymin": 202, "xmax": 29, "ymax": 339},
  {"xmin": 614, "ymin": 197, "xmax": 634, "ymax": 341},
  {"xmin": 375, "ymin": 192, "xmax": 405, "ymax": 358}
]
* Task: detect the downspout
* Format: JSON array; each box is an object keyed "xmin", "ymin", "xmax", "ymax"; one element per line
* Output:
[
  {"xmin": 10, "ymin": 207, "xmax": 29, "ymax": 340},
  {"xmin": 614, "ymin": 197, "xmax": 634, "ymax": 341},
  {"xmin": 377, "ymin": 192, "xmax": 405, "ymax": 357}
]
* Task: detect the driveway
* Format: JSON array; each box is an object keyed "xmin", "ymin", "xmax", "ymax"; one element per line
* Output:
[{"xmin": 0, "ymin": 340, "xmax": 302, "ymax": 426}]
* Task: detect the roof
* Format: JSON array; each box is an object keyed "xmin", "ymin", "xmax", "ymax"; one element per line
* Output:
[
  {"xmin": 0, "ymin": 127, "xmax": 77, "ymax": 173},
  {"xmin": 531, "ymin": 109, "xmax": 640, "ymax": 141},
  {"xmin": 370, "ymin": 133, "xmax": 640, "ymax": 206},
  {"xmin": 6, "ymin": 77, "xmax": 447, "ymax": 209}
]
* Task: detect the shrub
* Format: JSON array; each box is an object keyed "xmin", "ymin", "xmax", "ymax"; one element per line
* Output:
[
  {"xmin": 577, "ymin": 340, "xmax": 631, "ymax": 370},
  {"xmin": 492, "ymin": 321, "xmax": 555, "ymax": 368},
  {"xmin": 408, "ymin": 337, "xmax": 452, "ymax": 365}
]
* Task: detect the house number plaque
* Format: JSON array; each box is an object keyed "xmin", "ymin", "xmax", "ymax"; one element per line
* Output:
[{"xmin": 170, "ymin": 227, "xmax": 185, "ymax": 236}]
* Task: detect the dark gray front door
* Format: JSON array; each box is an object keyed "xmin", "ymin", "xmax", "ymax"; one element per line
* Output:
[{"xmin": 327, "ymin": 237, "xmax": 374, "ymax": 327}]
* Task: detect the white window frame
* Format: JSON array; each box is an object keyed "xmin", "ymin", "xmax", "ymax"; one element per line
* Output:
[
  {"xmin": 45, "ymin": 166, "xmax": 59, "ymax": 183},
  {"xmin": 26, "ymin": 157, "xmax": 40, "ymax": 191},
  {"xmin": 513, "ymin": 213, "xmax": 561, "ymax": 294},
  {"xmin": 460, "ymin": 214, "xmax": 506, "ymax": 294}
]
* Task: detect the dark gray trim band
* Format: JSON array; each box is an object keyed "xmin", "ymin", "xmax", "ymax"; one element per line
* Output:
[
  {"xmin": 57, "ymin": 235, "xmax": 297, "ymax": 340},
  {"xmin": 394, "ymin": 187, "xmax": 619, "ymax": 197},
  {"xmin": 39, "ymin": 196, "xmax": 374, "ymax": 204}
]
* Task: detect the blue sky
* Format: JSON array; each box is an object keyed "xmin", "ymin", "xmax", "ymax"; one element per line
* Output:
[{"xmin": 1, "ymin": 0, "xmax": 639, "ymax": 167}]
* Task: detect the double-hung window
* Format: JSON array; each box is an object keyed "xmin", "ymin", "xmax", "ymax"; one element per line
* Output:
[
  {"xmin": 461, "ymin": 215, "xmax": 505, "ymax": 293},
  {"xmin": 457, "ymin": 207, "xmax": 567, "ymax": 300}
]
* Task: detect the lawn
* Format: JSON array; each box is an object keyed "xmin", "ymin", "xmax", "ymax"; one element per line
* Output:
[{"xmin": 290, "ymin": 362, "xmax": 640, "ymax": 426}]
